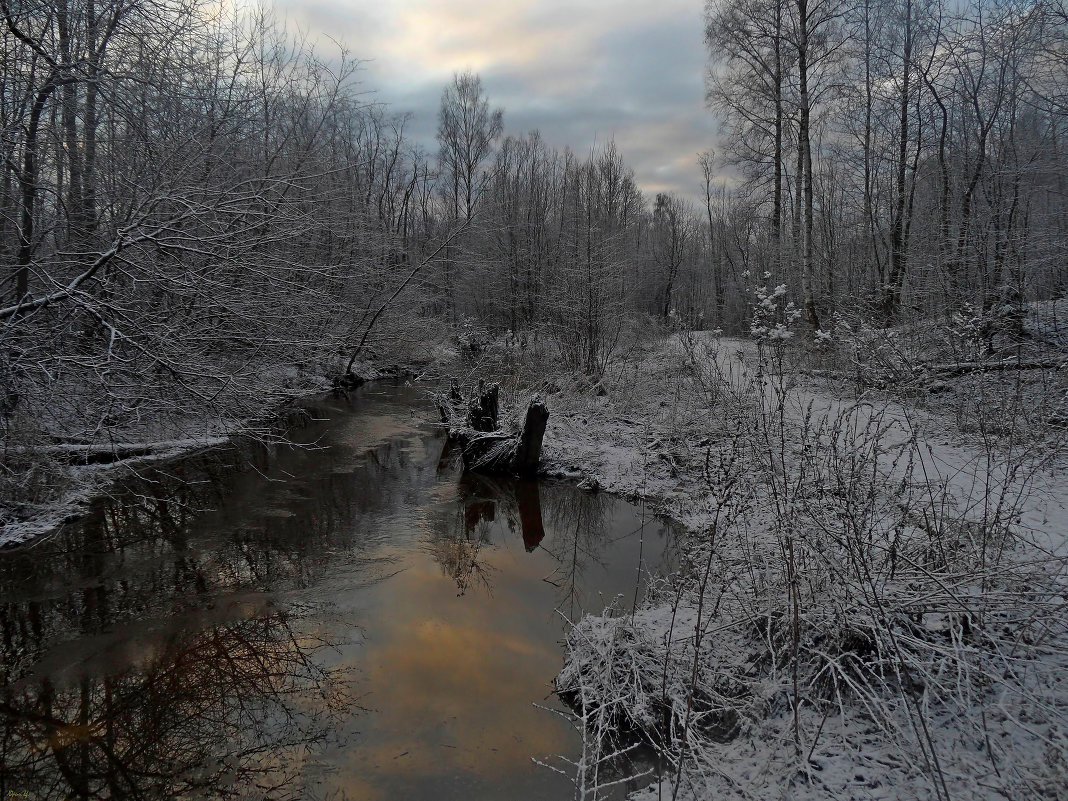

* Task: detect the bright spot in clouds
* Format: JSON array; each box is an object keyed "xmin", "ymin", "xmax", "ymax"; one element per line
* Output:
[{"xmin": 277, "ymin": 0, "xmax": 717, "ymax": 204}]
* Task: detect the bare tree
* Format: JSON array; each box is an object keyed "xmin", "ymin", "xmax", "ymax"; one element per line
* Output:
[
  {"xmin": 434, "ymin": 70, "xmax": 503, "ymax": 322},
  {"xmin": 651, "ymin": 192, "xmax": 697, "ymax": 321}
]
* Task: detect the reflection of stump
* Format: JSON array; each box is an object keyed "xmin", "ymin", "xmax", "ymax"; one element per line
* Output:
[
  {"xmin": 457, "ymin": 473, "xmax": 545, "ymax": 553},
  {"xmin": 464, "ymin": 499, "xmax": 496, "ymax": 532},
  {"xmin": 515, "ymin": 480, "xmax": 545, "ymax": 551},
  {"xmin": 459, "ymin": 472, "xmax": 498, "ymax": 532}
]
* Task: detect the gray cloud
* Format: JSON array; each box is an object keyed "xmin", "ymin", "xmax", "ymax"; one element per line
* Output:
[{"xmin": 277, "ymin": 0, "xmax": 718, "ymax": 204}]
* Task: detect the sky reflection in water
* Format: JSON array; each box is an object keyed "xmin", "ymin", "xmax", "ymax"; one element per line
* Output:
[{"xmin": 0, "ymin": 382, "xmax": 677, "ymax": 800}]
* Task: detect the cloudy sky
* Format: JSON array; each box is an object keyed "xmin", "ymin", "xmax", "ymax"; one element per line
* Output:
[{"xmin": 277, "ymin": 0, "xmax": 717, "ymax": 204}]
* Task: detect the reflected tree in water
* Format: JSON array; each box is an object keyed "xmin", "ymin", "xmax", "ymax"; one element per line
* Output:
[
  {"xmin": 538, "ymin": 487, "xmax": 617, "ymax": 620},
  {"xmin": 541, "ymin": 485, "xmax": 679, "ymax": 619},
  {"xmin": 0, "ymin": 429, "xmax": 419, "ymax": 669},
  {"xmin": 0, "ymin": 389, "xmax": 679, "ymax": 800},
  {"xmin": 425, "ymin": 472, "xmax": 508, "ymax": 596},
  {"xmin": 0, "ymin": 421, "xmax": 432, "ymax": 800},
  {"xmin": 0, "ymin": 610, "xmax": 355, "ymax": 800},
  {"xmin": 423, "ymin": 461, "xmax": 678, "ymax": 618},
  {"xmin": 424, "ymin": 467, "xmax": 660, "ymax": 618},
  {"xmin": 424, "ymin": 469, "xmax": 551, "ymax": 596}
]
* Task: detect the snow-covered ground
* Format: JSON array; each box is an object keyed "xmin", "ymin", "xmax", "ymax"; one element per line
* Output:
[
  {"xmin": 5, "ymin": 319, "xmax": 1065, "ymax": 798},
  {"xmin": 541, "ymin": 334, "xmax": 1065, "ymax": 541},
  {"xmin": 0, "ymin": 362, "xmax": 345, "ymax": 549},
  {"xmin": 533, "ymin": 331, "xmax": 1068, "ymax": 800}
]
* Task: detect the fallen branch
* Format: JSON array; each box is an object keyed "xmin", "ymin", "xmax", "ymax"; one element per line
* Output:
[
  {"xmin": 8, "ymin": 437, "xmax": 229, "ymax": 465},
  {"xmin": 926, "ymin": 357, "xmax": 1067, "ymax": 377}
]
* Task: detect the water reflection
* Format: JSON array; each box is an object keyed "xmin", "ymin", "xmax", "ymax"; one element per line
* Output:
[
  {"xmin": 2, "ymin": 609, "xmax": 352, "ymax": 799},
  {"xmin": 426, "ymin": 473, "xmax": 550, "ymax": 596},
  {"xmin": 0, "ymin": 383, "xmax": 676, "ymax": 801},
  {"xmin": 425, "ymin": 467, "xmax": 669, "ymax": 620},
  {"xmin": 457, "ymin": 473, "xmax": 546, "ymax": 553},
  {"xmin": 0, "ymin": 443, "xmax": 397, "ymax": 690}
]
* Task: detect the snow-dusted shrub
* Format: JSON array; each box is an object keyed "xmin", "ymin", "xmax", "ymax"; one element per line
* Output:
[
  {"xmin": 555, "ymin": 339, "xmax": 1067, "ymax": 800},
  {"xmin": 749, "ymin": 279, "xmax": 801, "ymax": 343},
  {"xmin": 557, "ymin": 594, "xmax": 750, "ymax": 746},
  {"xmin": 0, "ymin": 432, "xmax": 73, "ymax": 528}
]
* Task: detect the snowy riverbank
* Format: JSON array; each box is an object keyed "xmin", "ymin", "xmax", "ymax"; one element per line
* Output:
[
  {"xmin": 532, "ymin": 332, "xmax": 1068, "ymax": 801},
  {"xmin": 0, "ymin": 361, "xmax": 396, "ymax": 549}
]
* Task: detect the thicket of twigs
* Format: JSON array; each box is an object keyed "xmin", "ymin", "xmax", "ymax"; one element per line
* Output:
[{"xmin": 554, "ymin": 320, "xmax": 1068, "ymax": 800}]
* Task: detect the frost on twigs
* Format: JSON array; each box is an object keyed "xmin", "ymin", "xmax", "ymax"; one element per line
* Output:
[
  {"xmin": 750, "ymin": 281, "xmax": 801, "ymax": 342},
  {"xmin": 557, "ymin": 596, "xmax": 748, "ymax": 749},
  {"xmin": 548, "ymin": 333, "xmax": 1068, "ymax": 801},
  {"xmin": 535, "ymin": 607, "xmax": 656, "ymax": 801}
]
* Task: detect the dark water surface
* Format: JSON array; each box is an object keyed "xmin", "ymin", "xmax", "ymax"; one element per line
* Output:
[{"xmin": 0, "ymin": 382, "xmax": 676, "ymax": 800}]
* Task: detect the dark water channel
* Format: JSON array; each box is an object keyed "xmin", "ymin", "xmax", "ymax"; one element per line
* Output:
[{"xmin": 0, "ymin": 382, "xmax": 677, "ymax": 800}]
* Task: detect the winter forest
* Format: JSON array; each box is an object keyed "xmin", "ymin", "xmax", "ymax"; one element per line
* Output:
[{"xmin": 1, "ymin": 0, "xmax": 1067, "ymax": 799}]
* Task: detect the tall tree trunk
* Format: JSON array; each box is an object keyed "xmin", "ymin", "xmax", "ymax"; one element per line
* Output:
[
  {"xmin": 797, "ymin": 0, "xmax": 820, "ymax": 331},
  {"xmin": 884, "ymin": 0, "xmax": 913, "ymax": 325},
  {"xmin": 15, "ymin": 75, "xmax": 61, "ymax": 304},
  {"xmin": 83, "ymin": 0, "xmax": 101, "ymax": 240},
  {"xmin": 773, "ymin": 0, "xmax": 784, "ymax": 275},
  {"xmin": 863, "ymin": 0, "xmax": 876, "ymax": 298},
  {"xmin": 57, "ymin": 0, "xmax": 87, "ymax": 246}
]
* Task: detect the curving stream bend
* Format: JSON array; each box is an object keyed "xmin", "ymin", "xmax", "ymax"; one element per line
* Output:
[{"xmin": 0, "ymin": 381, "xmax": 677, "ymax": 800}]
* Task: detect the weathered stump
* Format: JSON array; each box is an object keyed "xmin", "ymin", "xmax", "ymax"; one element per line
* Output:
[
  {"xmin": 438, "ymin": 380, "xmax": 548, "ymax": 477},
  {"xmin": 467, "ymin": 380, "xmax": 500, "ymax": 432},
  {"xmin": 460, "ymin": 396, "xmax": 548, "ymax": 476},
  {"xmin": 510, "ymin": 399, "xmax": 549, "ymax": 475}
]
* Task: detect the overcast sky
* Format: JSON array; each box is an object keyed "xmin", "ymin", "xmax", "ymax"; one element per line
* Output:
[{"xmin": 277, "ymin": 0, "xmax": 717, "ymax": 205}]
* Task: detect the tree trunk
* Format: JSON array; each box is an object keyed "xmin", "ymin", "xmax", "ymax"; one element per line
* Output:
[
  {"xmin": 773, "ymin": 0, "xmax": 784, "ymax": 275},
  {"xmin": 884, "ymin": 0, "xmax": 913, "ymax": 325},
  {"xmin": 797, "ymin": 0, "xmax": 820, "ymax": 331},
  {"xmin": 16, "ymin": 75, "xmax": 62, "ymax": 303},
  {"xmin": 509, "ymin": 399, "xmax": 549, "ymax": 476}
]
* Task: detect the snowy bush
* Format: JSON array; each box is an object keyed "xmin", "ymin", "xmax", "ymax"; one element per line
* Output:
[
  {"xmin": 750, "ymin": 280, "xmax": 802, "ymax": 342},
  {"xmin": 554, "ymin": 337, "xmax": 1068, "ymax": 801}
]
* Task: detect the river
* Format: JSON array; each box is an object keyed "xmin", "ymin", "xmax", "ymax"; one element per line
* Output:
[{"xmin": 0, "ymin": 381, "xmax": 677, "ymax": 800}]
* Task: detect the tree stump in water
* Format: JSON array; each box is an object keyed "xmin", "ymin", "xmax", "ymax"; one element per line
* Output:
[
  {"xmin": 466, "ymin": 380, "xmax": 499, "ymax": 432},
  {"xmin": 509, "ymin": 399, "xmax": 549, "ymax": 474},
  {"xmin": 438, "ymin": 381, "xmax": 548, "ymax": 477},
  {"xmin": 437, "ymin": 379, "xmax": 465, "ymax": 423}
]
